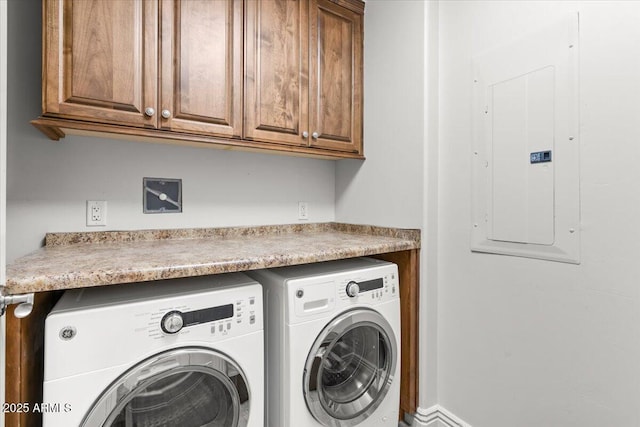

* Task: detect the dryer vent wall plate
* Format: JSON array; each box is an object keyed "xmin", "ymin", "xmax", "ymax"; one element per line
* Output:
[
  {"xmin": 471, "ymin": 14, "xmax": 580, "ymax": 264},
  {"xmin": 143, "ymin": 177, "xmax": 182, "ymax": 213}
]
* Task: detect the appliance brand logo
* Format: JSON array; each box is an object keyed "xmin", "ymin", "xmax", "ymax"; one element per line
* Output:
[{"xmin": 59, "ymin": 326, "xmax": 77, "ymax": 341}]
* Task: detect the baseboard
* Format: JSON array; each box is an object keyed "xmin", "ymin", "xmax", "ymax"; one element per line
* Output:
[{"xmin": 408, "ymin": 405, "xmax": 471, "ymax": 427}]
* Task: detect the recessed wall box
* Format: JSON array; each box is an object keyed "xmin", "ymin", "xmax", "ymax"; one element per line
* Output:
[
  {"xmin": 471, "ymin": 15, "xmax": 580, "ymax": 264},
  {"xmin": 143, "ymin": 178, "xmax": 182, "ymax": 213}
]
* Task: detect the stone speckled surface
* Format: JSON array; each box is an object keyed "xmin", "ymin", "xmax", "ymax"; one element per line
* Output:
[{"xmin": 6, "ymin": 223, "xmax": 420, "ymax": 294}]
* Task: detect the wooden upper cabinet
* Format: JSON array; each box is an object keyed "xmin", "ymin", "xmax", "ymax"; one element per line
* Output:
[
  {"xmin": 245, "ymin": 0, "xmax": 363, "ymax": 154},
  {"xmin": 310, "ymin": 0, "xmax": 363, "ymax": 153},
  {"xmin": 43, "ymin": 0, "xmax": 158, "ymax": 128},
  {"xmin": 37, "ymin": 0, "xmax": 364, "ymax": 159},
  {"xmin": 244, "ymin": 0, "xmax": 309, "ymax": 147},
  {"xmin": 160, "ymin": 0, "xmax": 242, "ymax": 138}
]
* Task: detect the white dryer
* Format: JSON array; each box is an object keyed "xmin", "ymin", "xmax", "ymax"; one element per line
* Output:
[
  {"xmin": 43, "ymin": 273, "xmax": 263, "ymax": 427},
  {"xmin": 248, "ymin": 257, "xmax": 400, "ymax": 427}
]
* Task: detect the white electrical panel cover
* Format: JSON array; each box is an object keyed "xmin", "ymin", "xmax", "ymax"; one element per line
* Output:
[{"xmin": 471, "ymin": 14, "xmax": 580, "ymax": 263}]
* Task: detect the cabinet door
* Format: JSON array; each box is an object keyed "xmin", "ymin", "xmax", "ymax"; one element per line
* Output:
[
  {"xmin": 309, "ymin": 0, "xmax": 363, "ymax": 153},
  {"xmin": 160, "ymin": 0, "xmax": 242, "ymax": 138},
  {"xmin": 43, "ymin": 0, "xmax": 158, "ymax": 128},
  {"xmin": 244, "ymin": 0, "xmax": 309, "ymax": 147}
]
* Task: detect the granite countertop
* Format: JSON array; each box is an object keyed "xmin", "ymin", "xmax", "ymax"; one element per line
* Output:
[{"xmin": 5, "ymin": 223, "xmax": 420, "ymax": 294}]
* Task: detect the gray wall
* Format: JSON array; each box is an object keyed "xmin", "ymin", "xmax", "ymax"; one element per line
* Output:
[
  {"xmin": 6, "ymin": 0, "xmax": 336, "ymax": 263},
  {"xmin": 335, "ymin": 1, "xmax": 424, "ymax": 230},
  {"xmin": 438, "ymin": 1, "xmax": 640, "ymax": 425},
  {"xmin": 337, "ymin": 0, "xmax": 435, "ymax": 408},
  {"xmin": 15, "ymin": 1, "xmax": 638, "ymax": 425}
]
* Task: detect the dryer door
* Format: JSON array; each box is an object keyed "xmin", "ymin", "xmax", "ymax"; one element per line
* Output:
[
  {"xmin": 81, "ymin": 347, "xmax": 250, "ymax": 427},
  {"xmin": 303, "ymin": 308, "xmax": 397, "ymax": 426}
]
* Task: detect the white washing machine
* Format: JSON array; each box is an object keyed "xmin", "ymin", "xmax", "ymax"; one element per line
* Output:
[
  {"xmin": 43, "ymin": 273, "xmax": 263, "ymax": 427},
  {"xmin": 248, "ymin": 257, "xmax": 400, "ymax": 427}
]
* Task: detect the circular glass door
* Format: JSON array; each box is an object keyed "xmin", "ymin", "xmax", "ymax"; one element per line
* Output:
[
  {"xmin": 82, "ymin": 347, "xmax": 250, "ymax": 427},
  {"xmin": 303, "ymin": 308, "xmax": 397, "ymax": 427}
]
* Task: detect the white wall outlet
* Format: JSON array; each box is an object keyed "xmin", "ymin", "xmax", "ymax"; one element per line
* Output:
[
  {"xmin": 86, "ymin": 200, "xmax": 107, "ymax": 226},
  {"xmin": 298, "ymin": 201, "xmax": 309, "ymax": 220}
]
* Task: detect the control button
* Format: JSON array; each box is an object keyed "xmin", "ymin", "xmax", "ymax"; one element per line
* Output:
[
  {"xmin": 392, "ymin": 287, "xmax": 396, "ymax": 294},
  {"xmin": 249, "ymin": 298, "xmax": 255, "ymax": 305},
  {"xmin": 161, "ymin": 311, "xmax": 184, "ymax": 334},
  {"xmin": 227, "ymin": 322, "xmax": 231, "ymax": 330},
  {"xmin": 219, "ymin": 324, "xmax": 224, "ymax": 332},
  {"xmin": 346, "ymin": 281, "xmax": 360, "ymax": 298},
  {"xmin": 211, "ymin": 325, "xmax": 216, "ymax": 334},
  {"xmin": 250, "ymin": 315, "xmax": 256, "ymax": 324},
  {"xmin": 371, "ymin": 293, "xmax": 374, "ymax": 299},
  {"xmin": 296, "ymin": 289, "xmax": 304, "ymax": 298}
]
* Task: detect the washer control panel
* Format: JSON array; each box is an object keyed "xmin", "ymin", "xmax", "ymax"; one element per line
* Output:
[
  {"xmin": 44, "ymin": 275, "xmax": 263, "ymax": 382},
  {"xmin": 337, "ymin": 269, "xmax": 398, "ymax": 304},
  {"xmin": 121, "ymin": 283, "xmax": 264, "ymax": 341},
  {"xmin": 155, "ymin": 294, "xmax": 258, "ymax": 338}
]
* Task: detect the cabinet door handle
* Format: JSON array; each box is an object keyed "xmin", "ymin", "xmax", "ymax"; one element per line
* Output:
[
  {"xmin": 144, "ymin": 107, "xmax": 155, "ymax": 117},
  {"xmin": 312, "ymin": 132, "xmax": 319, "ymax": 139},
  {"xmin": 302, "ymin": 131, "xmax": 309, "ymax": 139},
  {"xmin": 161, "ymin": 109, "xmax": 171, "ymax": 119}
]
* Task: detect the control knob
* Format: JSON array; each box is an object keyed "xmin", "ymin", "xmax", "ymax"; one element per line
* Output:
[
  {"xmin": 161, "ymin": 311, "xmax": 184, "ymax": 334},
  {"xmin": 346, "ymin": 281, "xmax": 360, "ymax": 298}
]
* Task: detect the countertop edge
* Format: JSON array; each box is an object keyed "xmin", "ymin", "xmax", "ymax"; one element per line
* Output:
[
  {"xmin": 44, "ymin": 222, "xmax": 421, "ymax": 246},
  {"xmin": 7, "ymin": 223, "xmax": 421, "ymax": 294}
]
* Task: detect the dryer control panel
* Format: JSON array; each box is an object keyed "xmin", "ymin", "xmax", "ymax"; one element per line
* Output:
[{"xmin": 286, "ymin": 260, "xmax": 399, "ymax": 324}]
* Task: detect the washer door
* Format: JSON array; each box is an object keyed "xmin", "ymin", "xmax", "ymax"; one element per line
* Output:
[
  {"xmin": 81, "ymin": 347, "xmax": 250, "ymax": 427},
  {"xmin": 303, "ymin": 308, "xmax": 397, "ymax": 427}
]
